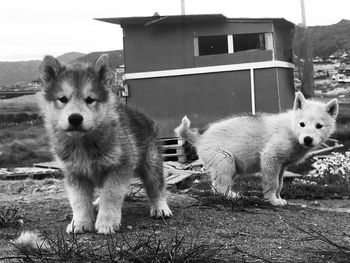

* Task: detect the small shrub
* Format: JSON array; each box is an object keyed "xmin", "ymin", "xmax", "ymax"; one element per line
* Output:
[{"xmin": 307, "ymin": 152, "xmax": 350, "ymax": 188}]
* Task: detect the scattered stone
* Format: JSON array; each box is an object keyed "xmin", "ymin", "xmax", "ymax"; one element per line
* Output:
[
  {"xmin": 17, "ymin": 185, "xmax": 25, "ymax": 193},
  {"xmin": 126, "ymin": 225, "xmax": 133, "ymax": 230},
  {"xmin": 33, "ymin": 187, "xmax": 43, "ymax": 193}
]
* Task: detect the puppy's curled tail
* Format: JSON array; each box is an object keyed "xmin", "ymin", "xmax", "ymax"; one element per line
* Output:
[{"xmin": 174, "ymin": 116, "xmax": 200, "ymax": 144}]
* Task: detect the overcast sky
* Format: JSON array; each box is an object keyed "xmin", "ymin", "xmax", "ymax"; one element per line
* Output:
[{"xmin": 1, "ymin": 0, "xmax": 350, "ymax": 62}]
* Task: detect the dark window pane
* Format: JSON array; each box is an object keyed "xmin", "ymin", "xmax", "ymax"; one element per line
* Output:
[
  {"xmin": 233, "ymin": 33, "xmax": 265, "ymax": 52},
  {"xmin": 198, "ymin": 35, "xmax": 228, "ymax": 56}
]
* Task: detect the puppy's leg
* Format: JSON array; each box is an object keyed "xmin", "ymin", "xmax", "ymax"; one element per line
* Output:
[
  {"xmin": 140, "ymin": 144, "xmax": 172, "ymax": 218},
  {"xmin": 276, "ymin": 167, "xmax": 287, "ymax": 205},
  {"xmin": 65, "ymin": 177, "xmax": 95, "ymax": 234},
  {"xmin": 261, "ymin": 145, "xmax": 286, "ymax": 206},
  {"xmin": 203, "ymin": 148, "xmax": 238, "ymax": 198},
  {"xmin": 95, "ymin": 170, "xmax": 130, "ymax": 234}
]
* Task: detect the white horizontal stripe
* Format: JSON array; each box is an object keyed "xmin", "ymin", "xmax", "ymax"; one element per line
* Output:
[{"xmin": 124, "ymin": 61, "xmax": 295, "ymax": 80}]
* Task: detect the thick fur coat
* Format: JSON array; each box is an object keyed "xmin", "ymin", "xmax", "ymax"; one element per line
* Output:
[
  {"xmin": 175, "ymin": 92, "xmax": 339, "ymax": 206},
  {"xmin": 39, "ymin": 55, "xmax": 172, "ymax": 234}
]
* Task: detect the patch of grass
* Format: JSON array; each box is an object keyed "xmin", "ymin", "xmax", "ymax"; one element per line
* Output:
[
  {"xmin": 0, "ymin": 206, "xmax": 23, "ymax": 228},
  {"xmin": 0, "ymin": 94, "xmax": 40, "ymax": 114},
  {"xmin": 289, "ymin": 221, "xmax": 350, "ymax": 263},
  {"xmin": 8, "ymin": 229, "xmax": 231, "ymax": 263},
  {"xmin": 189, "ymin": 182, "xmax": 274, "ymax": 212},
  {"xmin": 0, "ymin": 122, "xmax": 52, "ymax": 167}
]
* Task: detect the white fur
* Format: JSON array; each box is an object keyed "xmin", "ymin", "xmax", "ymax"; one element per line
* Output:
[
  {"xmin": 14, "ymin": 231, "xmax": 50, "ymax": 251},
  {"xmin": 150, "ymin": 196, "xmax": 173, "ymax": 218},
  {"xmin": 176, "ymin": 92, "xmax": 338, "ymax": 206}
]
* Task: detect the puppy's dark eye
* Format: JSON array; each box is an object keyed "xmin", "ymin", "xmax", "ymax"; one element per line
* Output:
[
  {"xmin": 300, "ymin": 122, "xmax": 305, "ymax": 127},
  {"xmin": 58, "ymin": 96, "xmax": 68, "ymax": 103},
  {"xmin": 316, "ymin": 123, "xmax": 323, "ymax": 129},
  {"xmin": 85, "ymin": 96, "xmax": 95, "ymax": 104}
]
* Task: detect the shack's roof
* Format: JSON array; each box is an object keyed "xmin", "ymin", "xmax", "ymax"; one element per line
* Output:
[{"xmin": 95, "ymin": 14, "xmax": 294, "ymax": 28}]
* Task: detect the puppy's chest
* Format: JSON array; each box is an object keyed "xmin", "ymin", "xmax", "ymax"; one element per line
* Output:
[{"xmin": 57, "ymin": 144, "xmax": 122, "ymax": 178}]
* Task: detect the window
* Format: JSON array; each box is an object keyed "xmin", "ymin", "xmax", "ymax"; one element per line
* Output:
[
  {"xmin": 194, "ymin": 33, "xmax": 273, "ymax": 56},
  {"xmin": 197, "ymin": 35, "xmax": 228, "ymax": 56},
  {"xmin": 233, "ymin": 33, "xmax": 266, "ymax": 52}
]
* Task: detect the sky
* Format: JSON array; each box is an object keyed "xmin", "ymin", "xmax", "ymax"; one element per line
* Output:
[{"xmin": 1, "ymin": 0, "xmax": 350, "ymax": 62}]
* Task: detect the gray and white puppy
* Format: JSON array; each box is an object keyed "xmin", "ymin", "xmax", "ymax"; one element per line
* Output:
[{"xmin": 39, "ymin": 55, "xmax": 172, "ymax": 234}]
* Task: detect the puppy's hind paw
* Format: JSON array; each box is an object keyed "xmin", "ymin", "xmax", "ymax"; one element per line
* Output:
[
  {"xmin": 265, "ymin": 197, "xmax": 287, "ymax": 206},
  {"xmin": 150, "ymin": 202, "xmax": 173, "ymax": 219},
  {"xmin": 278, "ymin": 198, "xmax": 287, "ymax": 206}
]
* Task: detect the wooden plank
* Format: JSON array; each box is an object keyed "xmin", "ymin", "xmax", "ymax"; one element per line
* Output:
[
  {"xmin": 0, "ymin": 167, "xmax": 62, "ymax": 180},
  {"xmin": 33, "ymin": 161, "xmax": 61, "ymax": 170}
]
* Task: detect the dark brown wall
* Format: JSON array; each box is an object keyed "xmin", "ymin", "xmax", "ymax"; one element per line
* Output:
[
  {"xmin": 276, "ymin": 67, "xmax": 295, "ymax": 110},
  {"xmin": 254, "ymin": 68, "xmax": 280, "ymax": 113},
  {"xmin": 127, "ymin": 71, "xmax": 252, "ymax": 136},
  {"xmin": 124, "ymin": 23, "xmax": 195, "ymax": 72},
  {"xmin": 273, "ymin": 23, "xmax": 294, "ymax": 62},
  {"xmin": 194, "ymin": 50, "xmax": 273, "ymax": 67}
]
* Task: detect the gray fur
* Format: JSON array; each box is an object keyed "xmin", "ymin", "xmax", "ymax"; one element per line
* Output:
[{"xmin": 39, "ymin": 55, "xmax": 172, "ymax": 234}]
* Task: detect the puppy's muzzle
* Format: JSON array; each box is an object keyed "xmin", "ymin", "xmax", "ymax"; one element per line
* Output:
[
  {"xmin": 303, "ymin": 136, "xmax": 313, "ymax": 147},
  {"xmin": 68, "ymin": 114, "xmax": 83, "ymax": 127}
]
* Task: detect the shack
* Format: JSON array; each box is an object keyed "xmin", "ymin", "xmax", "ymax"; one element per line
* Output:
[{"xmin": 97, "ymin": 14, "xmax": 295, "ymax": 136}]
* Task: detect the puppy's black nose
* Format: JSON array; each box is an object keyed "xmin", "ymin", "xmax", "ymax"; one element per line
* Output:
[
  {"xmin": 68, "ymin": 114, "xmax": 83, "ymax": 127},
  {"xmin": 304, "ymin": 136, "xmax": 313, "ymax": 146}
]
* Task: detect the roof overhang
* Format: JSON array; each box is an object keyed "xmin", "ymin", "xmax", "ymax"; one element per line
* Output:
[
  {"xmin": 95, "ymin": 14, "xmax": 294, "ymax": 30},
  {"xmin": 95, "ymin": 14, "xmax": 227, "ymax": 27}
]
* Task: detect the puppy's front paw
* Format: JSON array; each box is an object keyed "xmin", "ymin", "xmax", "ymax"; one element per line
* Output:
[
  {"xmin": 66, "ymin": 220, "xmax": 94, "ymax": 234},
  {"xmin": 95, "ymin": 216, "xmax": 121, "ymax": 234},
  {"xmin": 150, "ymin": 202, "xmax": 173, "ymax": 218}
]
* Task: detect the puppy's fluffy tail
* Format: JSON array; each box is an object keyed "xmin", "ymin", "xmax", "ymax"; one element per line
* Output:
[{"xmin": 174, "ymin": 116, "xmax": 200, "ymax": 144}]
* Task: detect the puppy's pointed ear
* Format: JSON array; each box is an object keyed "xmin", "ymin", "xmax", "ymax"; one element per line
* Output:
[
  {"xmin": 40, "ymin": 56, "xmax": 62, "ymax": 85},
  {"xmin": 94, "ymin": 54, "xmax": 113, "ymax": 86},
  {"xmin": 293, "ymin": 91, "xmax": 306, "ymax": 110},
  {"xmin": 325, "ymin": 98, "xmax": 339, "ymax": 118}
]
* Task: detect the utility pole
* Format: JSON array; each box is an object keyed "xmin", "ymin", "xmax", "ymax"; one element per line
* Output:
[
  {"xmin": 181, "ymin": 0, "xmax": 185, "ymax": 15},
  {"xmin": 300, "ymin": 0, "xmax": 314, "ymax": 97},
  {"xmin": 300, "ymin": 0, "xmax": 306, "ymax": 26}
]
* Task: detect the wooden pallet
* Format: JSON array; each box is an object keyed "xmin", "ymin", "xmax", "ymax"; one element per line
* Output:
[{"xmin": 160, "ymin": 137, "xmax": 187, "ymax": 163}]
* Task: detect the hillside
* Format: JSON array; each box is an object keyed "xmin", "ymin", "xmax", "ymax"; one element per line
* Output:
[
  {"xmin": 0, "ymin": 60, "xmax": 41, "ymax": 87},
  {"xmin": 56, "ymin": 52, "xmax": 86, "ymax": 64},
  {"xmin": 294, "ymin": 19, "xmax": 350, "ymax": 59},
  {"xmin": 0, "ymin": 50, "xmax": 123, "ymax": 87},
  {"xmin": 75, "ymin": 50, "xmax": 123, "ymax": 68}
]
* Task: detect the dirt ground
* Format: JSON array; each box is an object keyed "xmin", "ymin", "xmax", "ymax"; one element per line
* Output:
[{"xmin": 1, "ymin": 178, "xmax": 350, "ymax": 263}]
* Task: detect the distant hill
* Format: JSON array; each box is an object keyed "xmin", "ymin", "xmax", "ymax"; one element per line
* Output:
[
  {"xmin": 294, "ymin": 19, "xmax": 350, "ymax": 59},
  {"xmin": 75, "ymin": 50, "xmax": 124, "ymax": 69},
  {"xmin": 0, "ymin": 60, "xmax": 41, "ymax": 87},
  {"xmin": 0, "ymin": 50, "xmax": 123, "ymax": 87},
  {"xmin": 56, "ymin": 52, "xmax": 86, "ymax": 64}
]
